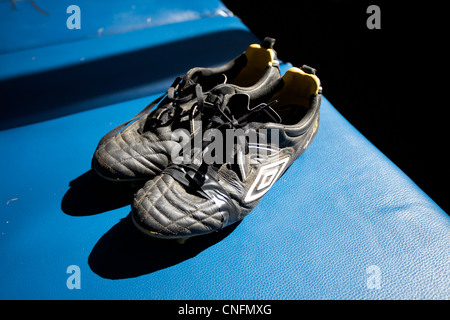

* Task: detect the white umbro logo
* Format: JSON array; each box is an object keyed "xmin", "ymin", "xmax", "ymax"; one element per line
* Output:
[{"xmin": 244, "ymin": 156, "xmax": 290, "ymax": 203}]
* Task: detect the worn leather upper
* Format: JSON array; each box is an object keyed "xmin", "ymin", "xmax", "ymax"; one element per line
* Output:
[{"xmin": 131, "ymin": 85, "xmax": 322, "ymax": 238}]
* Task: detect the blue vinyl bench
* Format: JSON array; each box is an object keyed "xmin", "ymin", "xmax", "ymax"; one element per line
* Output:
[{"xmin": 0, "ymin": 0, "xmax": 448, "ymax": 299}]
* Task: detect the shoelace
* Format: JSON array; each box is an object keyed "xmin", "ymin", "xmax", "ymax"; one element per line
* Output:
[
  {"xmin": 186, "ymin": 96, "xmax": 279, "ymax": 181},
  {"xmin": 97, "ymin": 76, "xmax": 193, "ymax": 146},
  {"xmin": 210, "ymin": 99, "xmax": 279, "ymax": 131},
  {"xmin": 144, "ymin": 76, "xmax": 199, "ymax": 130},
  {"xmin": 164, "ymin": 95, "xmax": 279, "ymax": 212}
]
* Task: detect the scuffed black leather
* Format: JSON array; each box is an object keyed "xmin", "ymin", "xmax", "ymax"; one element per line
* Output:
[
  {"xmin": 92, "ymin": 66, "xmax": 281, "ymax": 181},
  {"xmin": 131, "ymin": 90, "xmax": 321, "ymax": 238},
  {"xmin": 92, "ymin": 112, "xmax": 182, "ymax": 181},
  {"xmin": 132, "ymin": 173, "xmax": 227, "ymax": 238},
  {"xmin": 164, "ymin": 164, "xmax": 241, "ymax": 226}
]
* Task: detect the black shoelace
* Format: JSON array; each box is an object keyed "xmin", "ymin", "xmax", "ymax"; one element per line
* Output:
[
  {"xmin": 144, "ymin": 76, "xmax": 199, "ymax": 130},
  {"xmin": 97, "ymin": 76, "xmax": 195, "ymax": 146},
  {"xmin": 165, "ymin": 93, "xmax": 278, "ymax": 207},
  {"xmin": 186, "ymin": 96, "xmax": 279, "ymax": 182}
]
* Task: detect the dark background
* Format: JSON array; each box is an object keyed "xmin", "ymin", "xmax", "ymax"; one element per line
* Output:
[{"xmin": 223, "ymin": 0, "xmax": 448, "ymax": 214}]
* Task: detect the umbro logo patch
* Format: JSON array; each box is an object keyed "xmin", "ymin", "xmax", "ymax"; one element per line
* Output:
[{"xmin": 244, "ymin": 156, "xmax": 290, "ymax": 203}]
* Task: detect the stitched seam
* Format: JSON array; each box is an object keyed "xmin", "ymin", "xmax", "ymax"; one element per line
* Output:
[
  {"xmin": 152, "ymin": 176, "xmax": 194, "ymax": 235},
  {"xmin": 101, "ymin": 134, "xmax": 167, "ymax": 174},
  {"xmin": 157, "ymin": 176, "xmax": 221, "ymax": 233},
  {"xmin": 135, "ymin": 176, "xmax": 172, "ymax": 234}
]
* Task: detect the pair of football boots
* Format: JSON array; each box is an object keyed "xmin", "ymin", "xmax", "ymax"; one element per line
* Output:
[{"xmin": 92, "ymin": 37, "xmax": 322, "ymax": 240}]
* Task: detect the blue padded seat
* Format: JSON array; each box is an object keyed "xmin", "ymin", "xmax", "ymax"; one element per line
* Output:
[{"xmin": 0, "ymin": 0, "xmax": 448, "ymax": 299}]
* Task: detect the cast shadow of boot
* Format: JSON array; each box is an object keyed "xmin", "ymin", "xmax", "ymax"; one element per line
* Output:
[
  {"xmin": 88, "ymin": 213, "xmax": 241, "ymax": 279},
  {"xmin": 61, "ymin": 169, "xmax": 145, "ymax": 216}
]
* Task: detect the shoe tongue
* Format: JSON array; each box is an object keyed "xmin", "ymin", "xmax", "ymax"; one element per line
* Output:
[
  {"xmin": 226, "ymin": 94, "xmax": 283, "ymax": 124},
  {"xmin": 249, "ymin": 101, "xmax": 282, "ymax": 124},
  {"xmin": 205, "ymin": 86, "xmax": 283, "ymax": 124},
  {"xmin": 200, "ymin": 73, "xmax": 227, "ymax": 92},
  {"xmin": 225, "ymin": 93, "xmax": 250, "ymax": 119},
  {"xmin": 205, "ymin": 85, "xmax": 237, "ymax": 104},
  {"xmin": 185, "ymin": 70, "xmax": 228, "ymax": 92},
  {"xmin": 210, "ymin": 84, "xmax": 236, "ymax": 96}
]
